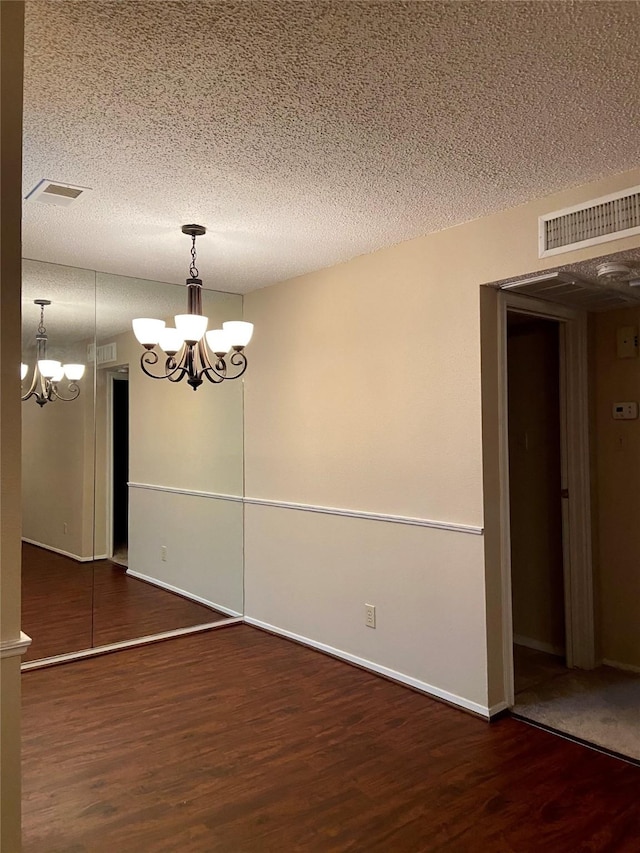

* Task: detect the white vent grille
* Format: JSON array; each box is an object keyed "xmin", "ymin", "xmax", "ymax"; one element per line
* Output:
[
  {"xmin": 539, "ymin": 186, "xmax": 640, "ymax": 258},
  {"xmin": 87, "ymin": 342, "xmax": 117, "ymax": 365},
  {"xmin": 25, "ymin": 179, "xmax": 91, "ymax": 208},
  {"xmin": 498, "ymin": 271, "xmax": 638, "ymax": 311}
]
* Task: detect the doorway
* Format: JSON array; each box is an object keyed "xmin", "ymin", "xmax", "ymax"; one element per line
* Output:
[
  {"xmin": 507, "ymin": 313, "xmax": 567, "ymax": 695},
  {"xmin": 484, "ymin": 270, "xmax": 640, "ymax": 762},
  {"xmin": 493, "ymin": 291, "xmax": 595, "ymax": 710},
  {"xmin": 110, "ymin": 371, "xmax": 129, "ymax": 567}
]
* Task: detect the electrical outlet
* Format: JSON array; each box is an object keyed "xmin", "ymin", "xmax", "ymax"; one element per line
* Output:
[
  {"xmin": 63, "ymin": 523, "xmax": 68, "ymax": 535},
  {"xmin": 161, "ymin": 545, "xmax": 167, "ymax": 562},
  {"xmin": 365, "ymin": 604, "xmax": 376, "ymax": 628}
]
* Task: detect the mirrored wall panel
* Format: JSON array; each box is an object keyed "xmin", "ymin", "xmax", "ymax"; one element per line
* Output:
[
  {"xmin": 21, "ymin": 260, "xmax": 245, "ymax": 663},
  {"xmin": 21, "ymin": 259, "xmax": 97, "ymax": 661}
]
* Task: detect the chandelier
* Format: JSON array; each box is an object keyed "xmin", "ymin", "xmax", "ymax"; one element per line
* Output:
[
  {"xmin": 132, "ymin": 224, "xmax": 253, "ymax": 391},
  {"xmin": 21, "ymin": 299, "xmax": 85, "ymax": 407}
]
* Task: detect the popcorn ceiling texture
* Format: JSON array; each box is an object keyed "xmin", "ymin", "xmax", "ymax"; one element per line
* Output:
[{"xmin": 22, "ymin": 1, "xmax": 640, "ymax": 293}]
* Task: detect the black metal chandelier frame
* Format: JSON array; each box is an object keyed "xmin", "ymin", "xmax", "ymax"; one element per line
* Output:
[
  {"xmin": 22, "ymin": 300, "xmax": 82, "ymax": 407},
  {"xmin": 139, "ymin": 225, "xmax": 248, "ymax": 391}
]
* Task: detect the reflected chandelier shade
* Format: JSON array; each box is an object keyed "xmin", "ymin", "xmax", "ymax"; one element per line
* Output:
[
  {"xmin": 21, "ymin": 299, "xmax": 85, "ymax": 407},
  {"xmin": 132, "ymin": 225, "xmax": 253, "ymax": 391}
]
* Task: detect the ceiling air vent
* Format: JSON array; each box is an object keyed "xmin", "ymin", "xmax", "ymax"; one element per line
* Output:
[
  {"xmin": 539, "ymin": 185, "xmax": 640, "ymax": 258},
  {"xmin": 25, "ymin": 179, "xmax": 91, "ymax": 208},
  {"xmin": 499, "ymin": 271, "xmax": 637, "ymax": 311}
]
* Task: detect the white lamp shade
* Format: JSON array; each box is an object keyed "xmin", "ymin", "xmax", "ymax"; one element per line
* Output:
[
  {"xmin": 132, "ymin": 318, "xmax": 165, "ymax": 346},
  {"xmin": 21, "ymin": 363, "xmax": 28, "ymax": 380},
  {"xmin": 38, "ymin": 359, "xmax": 62, "ymax": 379},
  {"xmin": 51, "ymin": 365, "xmax": 66, "ymax": 382},
  {"xmin": 158, "ymin": 327, "xmax": 185, "ymax": 355},
  {"xmin": 205, "ymin": 328, "xmax": 233, "ymax": 356},
  {"xmin": 223, "ymin": 320, "xmax": 254, "ymax": 348},
  {"xmin": 64, "ymin": 363, "xmax": 85, "ymax": 381},
  {"xmin": 175, "ymin": 314, "xmax": 208, "ymax": 343}
]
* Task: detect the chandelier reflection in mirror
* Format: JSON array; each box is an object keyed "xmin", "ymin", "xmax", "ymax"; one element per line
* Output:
[
  {"xmin": 21, "ymin": 299, "xmax": 86, "ymax": 407},
  {"xmin": 132, "ymin": 225, "xmax": 253, "ymax": 391}
]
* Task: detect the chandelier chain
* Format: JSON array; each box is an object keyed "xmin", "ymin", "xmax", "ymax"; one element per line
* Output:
[
  {"xmin": 37, "ymin": 303, "xmax": 46, "ymax": 336},
  {"xmin": 189, "ymin": 234, "xmax": 199, "ymax": 279}
]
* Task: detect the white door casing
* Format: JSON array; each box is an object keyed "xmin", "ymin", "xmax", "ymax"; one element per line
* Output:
[{"xmin": 497, "ymin": 291, "xmax": 595, "ymax": 707}]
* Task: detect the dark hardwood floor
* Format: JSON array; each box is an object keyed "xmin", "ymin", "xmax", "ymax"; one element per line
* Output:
[
  {"xmin": 21, "ymin": 543, "xmax": 227, "ymax": 661},
  {"xmin": 22, "ymin": 625, "xmax": 640, "ymax": 852}
]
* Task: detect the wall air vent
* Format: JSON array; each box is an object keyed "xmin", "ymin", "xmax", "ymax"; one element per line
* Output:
[
  {"xmin": 25, "ymin": 179, "xmax": 91, "ymax": 207},
  {"xmin": 539, "ymin": 185, "xmax": 640, "ymax": 258},
  {"xmin": 87, "ymin": 342, "xmax": 117, "ymax": 365}
]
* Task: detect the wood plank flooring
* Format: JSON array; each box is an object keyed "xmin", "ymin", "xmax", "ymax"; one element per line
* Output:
[
  {"xmin": 22, "ymin": 625, "xmax": 640, "ymax": 852},
  {"xmin": 21, "ymin": 543, "xmax": 226, "ymax": 661}
]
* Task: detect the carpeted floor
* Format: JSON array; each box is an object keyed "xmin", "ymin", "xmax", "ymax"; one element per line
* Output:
[{"xmin": 513, "ymin": 646, "xmax": 640, "ymax": 762}]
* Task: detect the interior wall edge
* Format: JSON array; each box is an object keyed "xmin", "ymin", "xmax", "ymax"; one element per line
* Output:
[{"xmin": 0, "ymin": 1, "xmax": 25, "ymax": 848}]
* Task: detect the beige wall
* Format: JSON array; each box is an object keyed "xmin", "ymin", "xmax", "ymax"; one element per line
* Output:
[
  {"xmin": 1, "ymin": 2, "xmax": 25, "ymax": 849},
  {"xmin": 244, "ymin": 167, "xmax": 640, "ymax": 713},
  {"xmin": 508, "ymin": 319, "xmax": 565, "ymax": 655},
  {"xmin": 594, "ymin": 306, "xmax": 640, "ymax": 669}
]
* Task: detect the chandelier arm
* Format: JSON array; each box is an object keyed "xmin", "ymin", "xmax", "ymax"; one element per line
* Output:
[
  {"xmin": 21, "ymin": 366, "xmax": 40, "ymax": 401},
  {"xmin": 228, "ymin": 350, "xmax": 248, "ymax": 379},
  {"xmin": 50, "ymin": 382, "xmax": 81, "ymax": 403},
  {"xmin": 200, "ymin": 364, "xmax": 226, "ymax": 384},
  {"xmin": 193, "ymin": 339, "xmax": 225, "ymax": 384},
  {"xmin": 167, "ymin": 369, "xmax": 189, "ymax": 383},
  {"xmin": 200, "ymin": 352, "xmax": 247, "ymax": 383},
  {"xmin": 140, "ymin": 349, "xmax": 188, "ymax": 382}
]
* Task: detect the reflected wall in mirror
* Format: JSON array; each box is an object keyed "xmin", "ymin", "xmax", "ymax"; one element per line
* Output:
[
  {"xmin": 21, "ymin": 261, "xmax": 245, "ymax": 664},
  {"xmin": 21, "ymin": 259, "xmax": 97, "ymax": 661}
]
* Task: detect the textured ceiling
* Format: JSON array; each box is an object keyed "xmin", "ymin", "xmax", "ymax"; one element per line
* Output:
[{"xmin": 22, "ymin": 1, "xmax": 640, "ymax": 293}]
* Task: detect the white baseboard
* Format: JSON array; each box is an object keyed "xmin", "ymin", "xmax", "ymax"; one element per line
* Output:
[
  {"xmin": 514, "ymin": 634, "xmax": 565, "ymax": 657},
  {"xmin": 126, "ymin": 569, "xmax": 242, "ymax": 618},
  {"xmin": 244, "ymin": 616, "xmax": 493, "ymax": 719},
  {"xmin": 21, "ymin": 619, "xmax": 242, "ymax": 671},
  {"xmin": 22, "ymin": 537, "xmax": 94, "ymax": 563},
  {"xmin": 602, "ymin": 658, "xmax": 640, "ymax": 674}
]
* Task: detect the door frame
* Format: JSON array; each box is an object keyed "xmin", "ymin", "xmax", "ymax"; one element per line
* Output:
[
  {"xmin": 106, "ymin": 369, "xmax": 129, "ymax": 562},
  {"xmin": 497, "ymin": 291, "xmax": 595, "ymax": 707}
]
